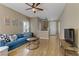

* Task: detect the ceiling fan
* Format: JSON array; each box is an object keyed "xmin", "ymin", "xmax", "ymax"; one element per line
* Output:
[{"xmin": 25, "ymin": 3, "xmax": 43, "ymax": 13}]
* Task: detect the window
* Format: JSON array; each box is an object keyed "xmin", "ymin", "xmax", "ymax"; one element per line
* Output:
[{"xmin": 23, "ymin": 21, "xmax": 29, "ymax": 32}]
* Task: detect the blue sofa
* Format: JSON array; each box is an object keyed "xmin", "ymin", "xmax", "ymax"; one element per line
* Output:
[{"xmin": 0, "ymin": 32, "xmax": 33, "ymax": 51}]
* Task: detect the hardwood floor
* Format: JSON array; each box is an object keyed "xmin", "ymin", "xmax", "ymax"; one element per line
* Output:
[{"xmin": 8, "ymin": 36, "xmax": 63, "ymax": 56}]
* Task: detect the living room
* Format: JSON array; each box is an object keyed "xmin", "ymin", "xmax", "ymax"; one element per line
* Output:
[
  {"xmin": 1, "ymin": 2, "xmax": 79, "ymax": 57},
  {"xmin": 0, "ymin": 3, "xmax": 60, "ymax": 56}
]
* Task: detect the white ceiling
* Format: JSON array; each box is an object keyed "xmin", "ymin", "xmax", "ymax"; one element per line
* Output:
[{"xmin": 2, "ymin": 3, "xmax": 66, "ymax": 20}]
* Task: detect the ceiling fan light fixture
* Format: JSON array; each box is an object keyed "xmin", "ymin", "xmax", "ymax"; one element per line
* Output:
[
  {"xmin": 32, "ymin": 8, "xmax": 36, "ymax": 11},
  {"xmin": 25, "ymin": 3, "xmax": 43, "ymax": 13},
  {"xmin": 32, "ymin": 8, "xmax": 37, "ymax": 13}
]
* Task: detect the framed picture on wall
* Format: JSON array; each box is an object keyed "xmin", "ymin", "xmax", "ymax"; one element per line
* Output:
[
  {"xmin": 4, "ymin": 17, "xmax": 11, "ymax": 25},
  {"xmin": 40, "ymin": 20, "xmax": 48, "ymax": 31},
  {"xmin": 0, "ymin": 17, "xmax": 5, "ymax": 25},
  {"xmin": 11, "ymin": 19, "xmax": 18, "ymax": 26}
]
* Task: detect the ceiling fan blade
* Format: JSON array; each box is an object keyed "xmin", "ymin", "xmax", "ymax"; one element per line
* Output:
[
  {"xmin": 36, "ymin": 8, "xmax": 43, "ymax": 11},
  {"xmin": 26, "ymin": 8, "xmax": 32, "ymax": 10},
  {"xmin": 32, "ymin": 3, "xmax": 35, "ymax": 7},
  {"xmin": 36, "ymin": 3, "xmax": 40, "ymax": 7},
  {"xmin": 25, "ymin": 3, "xmax": 32, "ymax": 7}
]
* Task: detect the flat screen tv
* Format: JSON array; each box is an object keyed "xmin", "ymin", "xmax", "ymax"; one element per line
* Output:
[{"xmin": 64, "ymin": 29, "xmax": 75, "ymax": 46}]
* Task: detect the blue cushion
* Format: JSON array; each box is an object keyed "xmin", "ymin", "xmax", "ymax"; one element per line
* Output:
[
  {"xmin": 5, "ymin": 41, "xmax": 16, "ymax": 47},
  {"xmin": 23, "ymin": 32, "xmax": 32, "ymax": 38},
  {"xmin": 5, "ymin": 37, "xmax": 28, "ymax": 51},
  {"xmin": 0, "ymin": 40, "xmax": 6, "ymax": 47},
  {"xmin": 5, "ymin": 37, "xmax": 27, "ymax": 46},
  {"xmin": 16, "ymin": 37, "xmax": 27, "ymax": 43},
  {"xmin": 16, "ymin": 34, "xmax": 24, "ymax": 39}
]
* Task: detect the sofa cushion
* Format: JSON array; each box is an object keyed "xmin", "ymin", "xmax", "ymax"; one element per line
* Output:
[
  {"xmin": 5, "ymin": 37, "xmax": 27, "ymax": 47},
  {"xmin": 23, "ymin": 32, "xmax": 33, "ymax": 38},
  {"xmin": 16, "ymin": 37, "xmax": 27, "ymax": 43},
  {"xmin": 16, "ymin": 34, "xmax": 24, "ymax": 39},
  {"xmin": 0, "ymin": 40, "xmax": 6, "ymax": 47},
  {"xmin": 5, "ymin": 41, "xmax": 17, "ymax": 47}
]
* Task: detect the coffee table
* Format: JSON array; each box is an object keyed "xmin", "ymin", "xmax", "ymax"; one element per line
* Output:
[{"xmin": 26, "ymin": 37, "xmax": 40, "ymax": 50}]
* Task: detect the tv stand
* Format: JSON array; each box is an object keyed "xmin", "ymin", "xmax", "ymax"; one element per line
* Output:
[{"xmin": 60, "ymin": 39, "xmax": 79, "ymax": 56}]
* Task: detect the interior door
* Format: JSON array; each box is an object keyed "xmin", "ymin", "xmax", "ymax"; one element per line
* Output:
[{"xmin": 49, "ymin": 21, "xmax": 57, "ymax": 39}]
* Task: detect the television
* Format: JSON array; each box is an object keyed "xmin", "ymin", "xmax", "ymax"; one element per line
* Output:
[{"xmin": 64, "ymin": 29, "xmax": 75, "ymax": 46}]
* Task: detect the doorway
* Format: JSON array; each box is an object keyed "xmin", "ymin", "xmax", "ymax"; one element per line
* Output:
[{"xmin": 48, "ymin": 20, "xmax": 58, "ymax": 40}]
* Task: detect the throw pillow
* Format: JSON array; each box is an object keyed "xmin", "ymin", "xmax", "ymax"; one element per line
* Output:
[
  {"xmin": 9, "ymin": 35, "xmax": 13, "ymax": 42},
  {"xmin": 12, "ymin": 35, "xmax": 17, "ymax": 40},
  {"xmin": 9, "ymin": 35, "xmax": 17, "ymax": 41},
  {"xmin": 5, "ymin": 38, "xmax": 10, "ymax": 42}
]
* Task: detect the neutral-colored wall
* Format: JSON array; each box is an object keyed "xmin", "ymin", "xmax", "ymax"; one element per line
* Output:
[
  {"xmin": 30, "ymin": 17, "xmax": 39, "ymax": 36},
  {"xmin": 30, "ymin": 17, "xmax": 49, "ymax": 39},
  {"xmin": 0, "ymin": 4, "xmax": 29, "ymax": 34},
  {"xmin": 60, "ymin": 4, "xmax": 79, "ymax": 48},
  {"xmin": 38, "ymin": 31, "xmax": 49, "ymax": 39}
]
